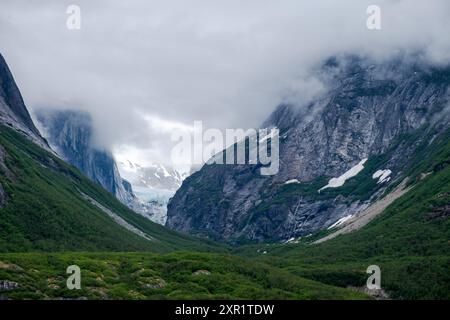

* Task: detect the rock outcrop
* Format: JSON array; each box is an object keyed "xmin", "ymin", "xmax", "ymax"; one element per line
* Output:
[
  {"xmin": 36, "ymin": 109, "xmax": 135, "ymax": 204},
  {"xmin": 0, "ymin": 53, "xmax": 48, "ymax": 149},
  {"xmin": 166, "ymin": 56, "xmax": 450, "ymax": 243},
  {"xmin": 36, "ymin": 109, "xmax": 167, "ymax": 224}
]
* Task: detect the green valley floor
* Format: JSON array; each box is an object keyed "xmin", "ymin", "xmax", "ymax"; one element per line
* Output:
[{"xmin": 0, "ymin": 252, "xmax": 367, "ymax": 300}]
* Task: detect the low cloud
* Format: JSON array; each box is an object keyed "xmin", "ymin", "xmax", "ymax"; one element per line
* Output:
[{"xmin": 0, "ymin": 0, "xmax": 449, "ymax": 165}]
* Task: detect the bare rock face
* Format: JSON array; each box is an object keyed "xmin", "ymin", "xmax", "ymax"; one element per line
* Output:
[
  {"xmin": 0, "ymin": 53, "xmax": 48, "ymax": 149},
  {"xmin": 35, "ymin": 109, "xmax": 166, "ymax": 223},
  {"xmin": 0, "ymin": 54, "xmax": 50, "ymax": 208},
  {"xmin": 166, "ymin": 56, "xmax": 450, "ymax": 244},
  {"xmin": 36, "ymin": 109, "xmax": 136, "ymax": 204}
]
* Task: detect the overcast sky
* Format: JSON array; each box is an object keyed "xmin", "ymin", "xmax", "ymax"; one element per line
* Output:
[{"xmin": 0, "ymin": 0, "xmax": 449, "ymax": 167}]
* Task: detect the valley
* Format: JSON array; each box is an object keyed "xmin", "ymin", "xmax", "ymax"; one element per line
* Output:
[{"xmin": 0, "ymin": 51, "xmax": 449, "ymax": 300}]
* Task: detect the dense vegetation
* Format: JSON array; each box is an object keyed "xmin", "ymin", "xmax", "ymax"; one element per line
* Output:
[
  {"xmin": 1, "ymin": 123, "xmax": 449, "ymax": 299},
  {"xmin": 0, "ymin": 124, "xmax": 221, "ymax": 253},
  {"xmin": 235, "ymin": 130, "xmax": 450, "ymax": 299},
  {"xmin": 0, "ymin": 252, "xmax": 366, "ymax": 300}
]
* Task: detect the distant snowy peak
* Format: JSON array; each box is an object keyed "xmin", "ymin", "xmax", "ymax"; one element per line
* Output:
[{"xmin": 118, "ymin": 160, "xmax": 188, "ymax": 191}]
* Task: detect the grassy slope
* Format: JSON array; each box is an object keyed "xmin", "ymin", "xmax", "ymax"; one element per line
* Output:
[
  {"xmin": 0, "ymin": 124, "xmax": 221, "ymax": 253},
  {"xmin": 0, "ymin": 252, "xmax": 367, "ymax": 300},
  {"xmin": 235, "ymin": 129, "xmax": 450, "ymax": 299},
  {"xmin": 0, "ymin": 125, "xmax": 366, "ymax": 299},
  {"xmin": 1, "ymin": 122, "xmax": 449, "ymax": 299}
]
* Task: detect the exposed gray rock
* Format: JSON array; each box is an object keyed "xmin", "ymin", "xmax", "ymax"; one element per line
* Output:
[
  {"xmin": 80, "ymin": 191, "xmax": 155, "ymax": 242},
  {"xmin": 140, "ymin": 277, "xmax": 166, "ymax": 289},
  {"xmin": 36, "ymin": 109, "xmax": 167, "ymax": 224},
  {"xmin": 192, "ymin": 270, "xmax": 211, "ymax": 276},
  {"xmin": 0, "ymin": 53, "xmax": 49, "ymax": 150},
  {"xmin": 35, "ymin": 110, "xmax": 134, "ymax": 203},
  {"xmin": 166, "ymin": 56, "xmax": 450, "ymax": 243}
]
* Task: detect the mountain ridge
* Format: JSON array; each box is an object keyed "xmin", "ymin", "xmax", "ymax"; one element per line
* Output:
[
  {"xmin": 0, "ymin": 53, "xmax": 49, "ymax": 149},
  {"xmin": 166, "ymin": 56, "xmax": 450, "ymax": 243},
  {"xmin": 0, "ymin": 53, "xmax": 220, "ymax": 253}
]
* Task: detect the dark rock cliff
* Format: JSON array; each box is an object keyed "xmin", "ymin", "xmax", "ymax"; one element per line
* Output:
[
  {"xmin": 0, "ymin": 53, "xmax": 47, "ymax": 148},
  {"xmin": 35, "ymin": 109, "xmax": 135, "ymax": 205},
  {"xmin": 166, "ymin": 57, "xmax": 450, "ymax": 243}
]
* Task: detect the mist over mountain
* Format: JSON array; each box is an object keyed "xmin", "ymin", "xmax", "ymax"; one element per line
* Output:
[
  {"xmin": 36, "ymin": 110, "xmax": 134, "ymax": 203},
  {"xmin": 1, "ymin": 1, "xmax": 450, "ymax": 302},
  {"xmin": 166, "ymin": 56, "xmax": 450, "ymax": 243},
  {"xmin": 36, "ymin": 109, "xmax": 169, "ymax": 224},
  {"xmin": 0, "ymin": 54, "xmax": 48, "ymax": 149},
  {"xmin": 0, "ymin": 52, "xmax": 215, "ymax": 254},
  {"xmin": 1, "ymin": 0, "xmax": 449, "ymax": 166},
  {"xmin": 118, "ymin": 160, "xmax": 187, "ymax": 194}
]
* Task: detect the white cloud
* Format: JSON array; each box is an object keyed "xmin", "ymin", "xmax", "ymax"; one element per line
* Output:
[{"xmin": 0, "ymin": 0, "xmax": 449, "ymax": 165}]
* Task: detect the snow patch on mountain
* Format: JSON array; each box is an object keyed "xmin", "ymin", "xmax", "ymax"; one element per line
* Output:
[
  {"xmin": 328, "ymin": 215, "xmax": 353, "ymax": 229},
  {"xmin": 285, "ymin": 179, "xmax": 300, "ymax": 185},
  {"xmin": 319, "ymin": 158, "xmax": 368, "ymax": 192},
  {"xmin": 372, "ymin": 169, "xmax": 392, "ymax": 184}
]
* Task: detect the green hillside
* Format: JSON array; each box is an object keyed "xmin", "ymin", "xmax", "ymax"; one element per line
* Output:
[
  {"xmin": 0, "ymin": 252, "xmax": 367, "ymax": 300},
  {"xmin": 235, "ymin": 128, "xmax": 450, "ymax": 299},
  {"xmin": 0, "ymin": 124, "xmax": 221, "ymax": 253},
  {"xmin": 0, "ymin": 124, "xmax": 371, "ymax": 300},
  {"xmin": 1, "ymin": 121, "xmax": 449, "ymax": 299}
]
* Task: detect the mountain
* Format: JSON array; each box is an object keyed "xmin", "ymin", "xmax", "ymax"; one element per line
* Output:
[
  {"xmin": 236, "ymin": 126, "xmax": 450, "ymax": 299},
  {"xmin": 35, "ymin": 109, "xmax": 134, "ymax": 204},
  {"xmin": 0, "ymin": 118, "xmax": 219, "ymax": 252},
  {"xmin": 0, "ymin": 53, "xmax": 219, "ymax": 252},
  {"xmin": 116, "ymin": 159, "xmax": 191, "ymax": 224},
  {"xmin": 35, "ymin": 109, "xmax": 170, "ymax": 224},
  {"xmin": 0, "ymin": 53, "xmax": 370, "ymax": 300},
  {"xmin": 0, "ymin": 54, "xmax": 48, "ymax": 149},
  {"xmin": 118, "ymin": 160, "xmax": 187, "ymax": 192},
  {"xmin": 166, "ymin": 56, "xmax": 450, "ymax": 244},
  {"xmin": 0, "ymin": 116, "xmax": 366, "ymax": 299},
  {"xmin": 0, "ymin": 50, "xmax": 447, "ymax": 300}
]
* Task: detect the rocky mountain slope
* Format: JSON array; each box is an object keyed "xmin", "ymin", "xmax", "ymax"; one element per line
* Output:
[
  {"xmin": 0, "ymin": 52, "xmax": 218, "ymax": 252},
  {"xmin": 235, "ymin": 126, "xmax": 450, "ymax": 298},
  {"xmin": 117, "ymin": 159, "xmax": 190, "ymax": 224},
  {"xmin": 1, "ymin": 51, "xmax": 448, "ymax": 300},
  {"xmin": 36, "ymin": 109, "xmax": 169, "ymax": 224},
  {"xmin": 36, "ymin": 110, "xmax": 134, "ymax": 204},
  {"xmin": 0, "ymin": 54, "xmax": 48, "ymax": 149},
  {"xmin": 166, "ymin": 56, "xmax": 450, "ymax": 244}
]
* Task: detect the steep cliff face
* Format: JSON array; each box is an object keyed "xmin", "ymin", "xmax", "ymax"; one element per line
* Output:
[
  {"xmin": 166, "ymin": 57, "xmax": 450, "ymax": 243},
  {"xmin": 36, "ymin": 110, "xmax": 134, "ymax": 204},
  {"xmin": 36, "ymin": 109, "xmax": 168, "ymax": 224},
  {"xmin": 0, "ymin": 53, "xmax": 47, "ymax": 148},
  {"xmin": 0, "ymin": 52, "xmax": 50, "ymax": 209},
  {"xmin": 0, "ymin": 53, "xmax": 217, "ymax": 252}
]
